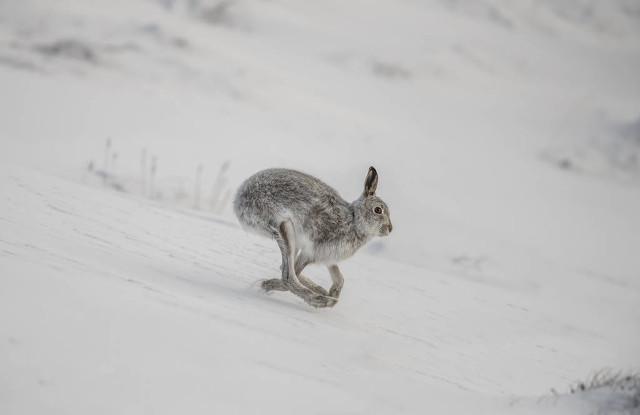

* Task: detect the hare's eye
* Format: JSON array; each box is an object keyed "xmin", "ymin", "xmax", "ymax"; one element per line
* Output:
[{"xmin": 374, "ymin": 206, "xmax": 383, "ymax": 215}]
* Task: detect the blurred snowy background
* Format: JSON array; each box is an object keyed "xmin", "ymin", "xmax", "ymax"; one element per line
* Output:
[{"xmin": 1, "ymin": 0, "xmax": 639, "ymax": 414}]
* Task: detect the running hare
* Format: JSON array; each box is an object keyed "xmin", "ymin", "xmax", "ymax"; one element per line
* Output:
[{"xmin": 234, "ymin": 166, "xmax": 392, "ymax": 308}]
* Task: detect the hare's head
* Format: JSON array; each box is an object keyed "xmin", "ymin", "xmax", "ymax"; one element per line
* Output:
[{"xmin": 353, "ymin": 166, "xmax": 393, "ymax": 238}]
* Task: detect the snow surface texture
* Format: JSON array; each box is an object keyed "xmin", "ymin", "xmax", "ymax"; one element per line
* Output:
[{"xmin": 1, "ymin": 0, "xmax": 639, "ymax": 414}]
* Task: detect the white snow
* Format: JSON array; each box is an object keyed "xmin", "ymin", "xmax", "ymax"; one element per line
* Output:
[{"xmin": 1, "ymin": 0, "xmax": 639, "ymax": 414}]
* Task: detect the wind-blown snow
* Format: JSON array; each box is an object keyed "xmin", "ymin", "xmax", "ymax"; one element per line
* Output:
[{"xmin": 1, "ymin": 0, "xmax": 639, "ymax": 414}]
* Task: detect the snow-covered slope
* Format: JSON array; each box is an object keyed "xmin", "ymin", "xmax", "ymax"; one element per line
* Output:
[
  {"xmin": 1, "ymin": 166, "xmax": 637, "ymax": 414},
  {"xmin": 1, "ymin": 0, "xmax": 639, "ymax": 413}
]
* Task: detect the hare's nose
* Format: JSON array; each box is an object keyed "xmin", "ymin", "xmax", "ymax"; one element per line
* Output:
[{"xmin": 388, "ymin": 223, "xmax": 393, "ymax": 233}]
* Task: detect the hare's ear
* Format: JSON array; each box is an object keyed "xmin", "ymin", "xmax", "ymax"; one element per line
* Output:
[{"xmin": 363, "ymin": 166, "xmax": 378, "ymax": 197}]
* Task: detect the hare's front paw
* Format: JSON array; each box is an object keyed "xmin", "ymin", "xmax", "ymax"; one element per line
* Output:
[
  {"xmin": 306, "ymin": 294, "xmax": 338, "ymax": 308},
  {"xmin": 328, "ymin": 287, "xmax": 342, "ymax": 299}
]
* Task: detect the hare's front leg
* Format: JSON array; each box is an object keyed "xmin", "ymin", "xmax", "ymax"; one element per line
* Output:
[
  {"xmin": 328, "ymin": 265, "xmax": 344, "ymax": 300},
  {"xmin": 273, "ymin": 221, "xmax": 333, "ymax": 308}
]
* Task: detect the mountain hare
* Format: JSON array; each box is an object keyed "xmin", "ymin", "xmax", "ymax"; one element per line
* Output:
[{"xmin": 234, "ymin": 166, "xmax": 392, "ymax": 308}]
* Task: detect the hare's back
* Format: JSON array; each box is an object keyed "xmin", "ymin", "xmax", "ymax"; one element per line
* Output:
[{"xmin": 234, "ymin": 168, "xmax": 342, "ymax": 231}]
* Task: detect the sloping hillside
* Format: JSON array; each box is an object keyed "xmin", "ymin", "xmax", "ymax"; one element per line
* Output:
[
  {"xmin": 1, "ymin": 0, "xmax": 639, "ymax": 413},
  {"xmin": 1, "ymin": 166, "xmax": 637, "ymax": 414}
]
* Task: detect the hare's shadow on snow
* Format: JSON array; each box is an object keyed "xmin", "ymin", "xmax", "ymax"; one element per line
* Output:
[
  {"xmin": 169, "ymin": 269, "xmax": 320, "ymax": 313},
  {"xmin": 135, "ymin": 248, "xmax": 318, "ymax": 313}
]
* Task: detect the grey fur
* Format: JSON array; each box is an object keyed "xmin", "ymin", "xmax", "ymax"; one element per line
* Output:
[{"xmin": 234, "ymin": 166, "xmax": 392, "ymax": 308}]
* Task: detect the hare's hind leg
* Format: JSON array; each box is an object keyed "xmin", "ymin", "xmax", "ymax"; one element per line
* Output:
[
  {"xmin": 295, "ymin": 254, "xmax": 329, "ymax": 296},
  {"xmin": 328, "ymin": 265, "xmax": 344, "ymax": 299},
  {"xmin": 261, "ymin": 224, "xmax": 291, "ymax": 293},
  {"xmin": 272, "ymin": 220, "xmax": 333, "ymax": 308}
]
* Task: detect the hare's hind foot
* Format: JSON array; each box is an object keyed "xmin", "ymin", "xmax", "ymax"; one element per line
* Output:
[
  {"xmin": 260, "ymin": 275, "xmax": 328, "ymax": 296},
  {"xmin": 262, "ymin": 278, "xmax": 337, "ymax": 307},
  {"xmin": 261, "ymin": 279, "xmax": 337, "ymax": 307},
  {"xmin": 261, "ymin": 278, "xmax": 288, "ymax": 292},
  {"xmin": 297, "ymin": 274, "xmax": 329, "ymax": 296}
]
